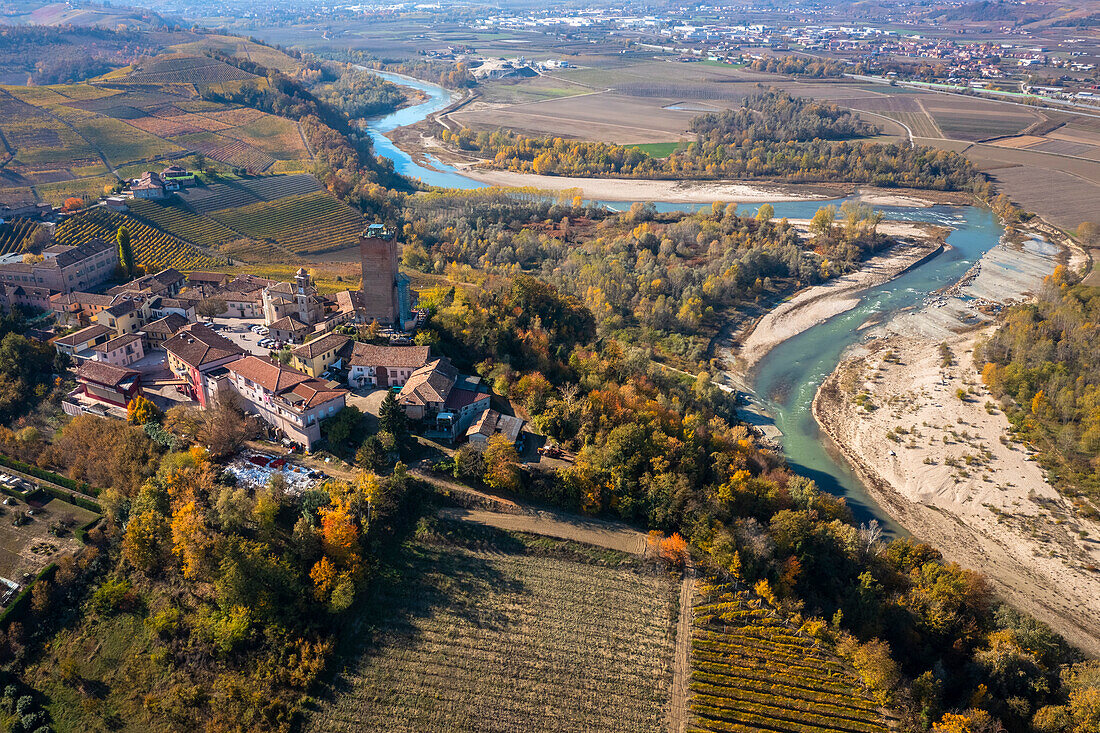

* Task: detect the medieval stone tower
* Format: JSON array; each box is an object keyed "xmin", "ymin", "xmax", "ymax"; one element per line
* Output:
[{"xmin": 359, "ymin": 224, "xmax": 401, "ymax": 326}]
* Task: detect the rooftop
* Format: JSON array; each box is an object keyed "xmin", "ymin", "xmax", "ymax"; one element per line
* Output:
[{"xmin": 164, "ymin": 323, "xmax": 245, "ymax": 368}]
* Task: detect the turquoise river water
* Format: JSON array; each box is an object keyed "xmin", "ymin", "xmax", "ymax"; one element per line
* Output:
[{"xmin": 363, "ymin": 71, "xmax": 1007, "ymax": 530}]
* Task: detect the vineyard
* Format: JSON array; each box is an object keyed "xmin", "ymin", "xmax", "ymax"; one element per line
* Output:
[
  {"xmin": 306, "ymin": 521, "xmax": 676, "ymax": 733},
  {"xmin": 176, "ymin": 174, "xmax": 322, "ymax": 214},
  {"xmin": 126, "ymin": 198, "xmax": 241, "ymax": 249},
  {"xmin": 210, "ymin": 190, "xmax": 366, "ymax": 254},
  {"xmin": 124, "ymin": 54, "xmax": 257, "ymax": 85},
  {"xmin": 690, "ymin": 586, "xmax": 889, "ymax": 733},
  {"xmin": 0, "ymin": 218, "xmax": 39, "ymax": 255},
  {"xmin": 54, "ymin": 207, "xmax": 226, "ymax": 271}
]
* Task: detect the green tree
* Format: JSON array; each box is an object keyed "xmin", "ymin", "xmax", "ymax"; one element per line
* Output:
[
  {"xmin": 323, "ymin": 406, "xmax": 363, "ymax": 447},
  {"xmin": 755, "ymin": 203, "xmax": 774, "ymax": 223},
  {"xmin": 378, "ymin": 391, "xmax": 408, "ymax": 441},
  {"xmin": 117, "ymin": 226, "xmax": 134, "ymax": 278}
]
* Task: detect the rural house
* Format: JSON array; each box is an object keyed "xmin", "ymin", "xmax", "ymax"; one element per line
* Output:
[{"xmin": 164, "ymin": 323, "xmax": 246, "ymax": 407}]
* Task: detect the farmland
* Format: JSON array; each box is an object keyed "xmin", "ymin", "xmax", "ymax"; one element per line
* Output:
[
  {"xmin": 209, "ymin": 190, "xmax": 366, "ymax": 254},
  {"xmin": 306, "ymin": 520, "xmax": 675, "ymax": 733},
  {"xmin": 174, "ymin": 173, "xmax": 322, "ymax": 214},
  {"xmin": 0, "ymin": 494, "xmax": 96, "ymax": 581},
  {"xmin": 690, "ymin": 585, "xmax": 889, "ymax": 733},
  {"xmin": 126, "ymin": 198, "xmax": 241, "ymax": 248},
  {"xmin": 54, "ymin": 207, "xmax": 226, "ymax": 271},
  {"xmin": 0, "ymin": 47, "xmax": 314, "ymax": 205},
  {"xmin": 0, "ymin": 219, "xmax": 41, "ymax": 255}
]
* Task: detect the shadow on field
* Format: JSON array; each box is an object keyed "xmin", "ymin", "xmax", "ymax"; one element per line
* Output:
[{"xmin": 304, "ymin": 519, "xmax": 527, "ymax": 713}]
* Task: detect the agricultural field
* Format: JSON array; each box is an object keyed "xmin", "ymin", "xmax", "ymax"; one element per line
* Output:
[
  {"xmin": 209, "ymin": 190, "xmax": 367, "ymax": 254},
  {"xmin": 0, "ymin": 218, "xmax": 41, "ymax": 255},
  {"xmin": 0, "ymin": 48, "xmax": 314, "ymax": 205},
  {"xmin": 54, "ymin": 207, "xmax": 226, "ymax": 271},
  {"xmin": 123, "ymin": 53, "xmax": 257, "ymax": 85},
  {"xmin": 126, "ymin": 198, "xmax": 241, "ymax": 249},
  {"xmin": 306, "ymin": 520, "xmax": 676, "ymax": 733},
  {"xmin": 175, "ymin": 174, "xmax": 322, "ymax": 214},
  {"xmin": 0, "ymin": 495, "xmax": 96, "ymax": 581},
  {"xmin": 689, "ymin": 586, "xmax": 889, "ymax": 733}
]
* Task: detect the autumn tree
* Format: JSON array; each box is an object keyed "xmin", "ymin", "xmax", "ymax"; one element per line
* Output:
[
  {"xmin": 196, "ymin": 298, "xmax": 226, "ymax": 320},
  {"xmin": 658, "ymin": 532, "xmax": 690, "ymax": 567},
  {"xmin": 170, "ymin": 500, "xmax": 210, "ymax": 580},
  {"xmin": 117, "ymin": 225, "xmax": 134, "ymax": 278},
  {"xmin": 62, "ymin": 197, "xmax": 83, "ymax": 212},
  {"xmin": 199, "ymin": 393, "xmax": 257, "ymax": 459},
  {"xmin": 127, "ymin": 394, "xmax": 162, "ymax": 426},
  {"xmin": 483, "ymin": 434, "xmax": 522, "ymax": 492}
]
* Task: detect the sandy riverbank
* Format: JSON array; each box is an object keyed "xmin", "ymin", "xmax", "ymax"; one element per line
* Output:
[
  {"xmin": 813, "ymin": 225, "xmax": 1100, "ymax": 655},
  {"xmin": 455, "ymin": 168, "xmax": 840, "ymax": 203},
  {"xmin": 730, "ymin": 233, "xmax": 946, "ymax": 376}
]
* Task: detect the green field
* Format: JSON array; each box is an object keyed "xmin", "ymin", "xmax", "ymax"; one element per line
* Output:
[
  {"xmin": 76, "ymin": 117, "xmax": 184, "ymax": 166},
  {"xmin": 306, "ymin": 520, "xmax": 676, "ymax": 732},
  {"xmin": 690, "ymin": 586, "xmax": 889, "ymax": 733},
  {"xmin": 627, "ymin": 142, "xmax": 684, "ymax": 158}
]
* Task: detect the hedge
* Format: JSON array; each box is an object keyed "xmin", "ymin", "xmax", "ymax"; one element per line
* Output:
[
  {"xmin": 0, "ymin": 454, "xmax": 95, "ymax": 496},
  {"xmin": 0, "ymin": 563, "xmax": 56, "ymax": 628}
]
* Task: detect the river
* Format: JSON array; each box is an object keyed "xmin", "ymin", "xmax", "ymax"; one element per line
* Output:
[{"xmin": 362, "ymin": 70, "xmax": 1006, "ymax": 531}]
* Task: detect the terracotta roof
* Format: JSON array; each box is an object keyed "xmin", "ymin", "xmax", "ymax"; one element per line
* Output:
[
  {"xmin": 53, "ymin": 324, "xmax": 112, "ymax": 347},
  {"xmin": 142, "ymin": 313, "xmax": 188, "ymax": 336},
  {"xmin": 286, "ymin": 379, "xmax": 346, "ymax": 409},
  {"xmin": 93, "ymin": 332, "xmax": 143, "ymax": 353},
  {"xmin": 76, "ymin": 361, "xmax": 140, "ymax": 388},
  {"xmin": 292, "ymin": 333, "xmax": 350, "ymax": 361},
  {"xmin": 399, "ymin": 358, "xmax": 457, "ymax": 406},
  {"xmin": 220, "ymin": 291, "xmax": 262, "ymax": 303},
  {"xmin": 467, "ymin": 408, "xmax": 524, "ymax": 443},
  {"xmin": 335, "ymin": 290, "xmax": 366, "ymax": 312},
  {"xmin": 101, "ymin": 298, "xmax": 140, "ymax": 318},
  {"xmin": 133, "ymin": 171, "xmax": 165, "ymax": 190},
  {"xmin": 73, "ymin": 292, "xmax": 115, "ymax": 308},
  {"xmin": 187, "ymin": 272, "xmax": 231, "ymax": 285},
  {"xmin": 347, "ymin": 343, "xmax": 430, "ymax": 369},
  {"xmin": 164, "ymin": 323, "xmax": 244, "ymax": 369},
  {"xmin": 268, "ymin": 314, "xmax": 309, "ymax": 332},
  {"xmin": 227, "ymin": 355, "xmax": 311, "ymax": 393},
  {"xmin": 444, "ymin": 386, "xmax": 488, "ymax": 411},
  {"xmin": 226, "ymin": 274, "xmax": 276, "ymax": 293}
]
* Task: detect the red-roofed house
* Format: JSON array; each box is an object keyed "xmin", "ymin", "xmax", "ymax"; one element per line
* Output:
[
  {"xmin": 225, "ymin": 356, "xmax": 348, "ymax": 449},
  {"xmin": 75, "ymin": 361, "xmax": 142, "ymax": 407},
  {"xmin": 164, "ymin": 323, "xmax": 245, "ymax": 407}
]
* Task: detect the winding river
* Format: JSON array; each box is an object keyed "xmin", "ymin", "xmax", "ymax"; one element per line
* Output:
[{"xmin": 364, "ymin": 71, "xmax": 1008, "ymax": 530}]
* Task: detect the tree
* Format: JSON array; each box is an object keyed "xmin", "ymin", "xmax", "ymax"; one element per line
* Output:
[
  {"xmin": 324, "ymin": 406, "xmax": 362, "ymax": 447},
  {"xmin": 199, "ymin": 393, "xmax": 258, "ymax": 459},
  {"xmin": 755, "ymin": 203, "xmax": 774, "ymax": 223},
  {"xmin": 196, "ymin": 298, "xmax": 226, "ymax": 320},
  {"xmin": 117, "ymin": 226, "xmax": 134, "ymax": 278},
  {"xmin": 355, "ymin": 435, "xmax": 386, "ymax": 471},
  {"xmin": 62, "ymin": 197, "xmax": 83, "ymax": 212},
  {"xmin": 659, "ymin": 532, "xmax": 690, "ymax": 567},
  {"xmin": 122, "ymin": 508, "xmax": 169, "ymax": 574},
  {"xmin": 170, "ymin": 500, "xmax": 210, "ymax": 580},
  {"xmin": 483, "ymin": 435, "xmax": 522, "ymax": 492},
  {"xmin": 378, "ymin": 391, "xmax": 407, "ymax": 441},
  {"xmin": 811, "ymin": 205, "xmax": 836, "ymax": 237},
  {"xmin": 191, "ymin": 152, "xmax": 206, "ymax": 174},
  {"xmin": 127, "ymin": 395, "xmax": 162, "ymax": 426}
]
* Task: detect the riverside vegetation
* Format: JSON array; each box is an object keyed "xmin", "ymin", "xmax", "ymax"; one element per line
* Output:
[
  {"xmin": 0, "ymin": 33, "xmax": 1096, "ymax": 733},
  {"xmin": 441, "ymin": 88, "xmax": 990, "ymax": 194}
]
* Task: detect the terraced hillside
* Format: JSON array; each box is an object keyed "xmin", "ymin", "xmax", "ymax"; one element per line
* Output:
[
  {"xmin": 54, "ymin": 207, "xmax": 226, "ymax": 271},
  {"xmin": 174, "ymin": 173, "xmax": 322, "ymax": 214},
  {"xmin": 0, "ymin": 218, "xmax": 41, "ymax": 255},
  {"xmin": 209, "ymin": 190, "xmax": 366, "ymax": 254},
  {"xmin": 690, "ymin": 587, "xmax": 889, "ymax": 733},
  {"xmin": 307, "ymin": 520, "xmax": 676, "ymax": 733},
  {"xmin": 126, "ymin": 197, "xmax": 240, "ymax": 248}
]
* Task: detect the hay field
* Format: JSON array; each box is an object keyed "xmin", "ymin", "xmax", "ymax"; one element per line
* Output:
[{"xmin": 306, "ymin": 521, "xmax": 675, "ymax": 733}]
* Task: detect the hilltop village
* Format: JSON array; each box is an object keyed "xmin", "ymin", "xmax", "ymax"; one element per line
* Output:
[{"xmin": 2, "ymin": 171, "xmax": 517, "ymax": 456}]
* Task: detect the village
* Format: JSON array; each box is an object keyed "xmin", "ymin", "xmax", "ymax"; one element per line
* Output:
[{"xmin": 0, "ymin": 167, "xmax": 530, "ymax": 491}]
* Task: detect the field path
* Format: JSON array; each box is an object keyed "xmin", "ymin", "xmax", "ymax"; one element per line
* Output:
[
  {"xmin": 668, "ymin": 566, "xmax": 695, "ymax": 733},
  {"xmin": 436, "ymin": 506, "xmax": 646, "ymax": 554}
]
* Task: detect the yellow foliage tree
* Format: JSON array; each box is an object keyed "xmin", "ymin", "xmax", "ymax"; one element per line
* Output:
[{"xmin": 127, "ymin": 395, "xmax": 162, "ymax": 426}]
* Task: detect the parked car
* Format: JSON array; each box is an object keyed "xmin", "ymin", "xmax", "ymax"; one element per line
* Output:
[
  {"xmin": 250, "ymin": 325, "xmax": 263, "ymax": 333},
  {"xmin": 257, "ymin": 327, "xmax": 270, "ymax": 335}
]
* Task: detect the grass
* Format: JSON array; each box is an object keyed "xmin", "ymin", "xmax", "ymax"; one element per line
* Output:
[
  {"xmin": 627, "ymin": 141, "xmax": 684, "ymax": 158},
  {"xmin": 690, "ymin": 586, "xmax": 889, "ymax": 733},
  {"xmin": 305, "ymin": 519, "xmax": 676, "ymax": 732},
  {"xmin": 77, "ymin": 117, "xmax": 184, "ymax": 166}
]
